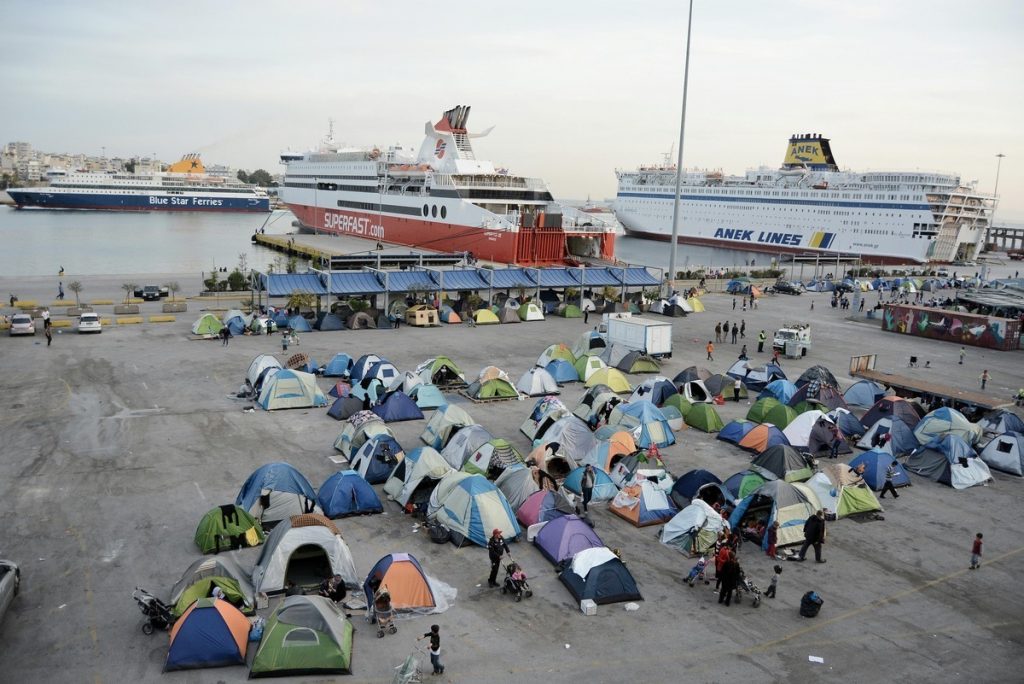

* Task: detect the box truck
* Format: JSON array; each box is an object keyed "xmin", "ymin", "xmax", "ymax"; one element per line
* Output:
[{"xmin": 606, "ymin": 315, "xmax": 673, "ymax": 357}]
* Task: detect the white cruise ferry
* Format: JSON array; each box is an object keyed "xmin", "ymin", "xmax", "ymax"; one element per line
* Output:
[{"xmin": 615, "ymin": 134, "xmax": 996, "ymax": 264}]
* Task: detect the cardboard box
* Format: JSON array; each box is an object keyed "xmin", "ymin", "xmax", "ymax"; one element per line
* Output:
[{"xmin": 580, "ymin": 599, "xmax": 597, "ymax": 616}]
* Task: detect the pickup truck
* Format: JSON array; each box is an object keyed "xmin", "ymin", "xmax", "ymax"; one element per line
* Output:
[
  {"xmin": 134, "ymin": 285, "xmax": 169, "ymax": 300},
  {"xmin": 773, "ymin": 323, "xmax": 811, "ymax": 356}
]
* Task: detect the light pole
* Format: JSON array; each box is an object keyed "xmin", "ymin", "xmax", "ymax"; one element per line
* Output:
[
  {"xmin": 989, "ymin": 153, "xmax": 1005, "ymax": 254},
  {"xmin": 666, "ymin": 0, "xmax": 694, "ymax": 296}
]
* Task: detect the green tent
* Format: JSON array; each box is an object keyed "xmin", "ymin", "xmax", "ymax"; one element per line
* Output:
[
  {"xmin": 172, "ymin": 576, "xmax": 250, "ymax": 617},
  {"xmin": 195, "ymin": 505, "xmax": 265, "ymax": 554},
  {"xmin": 746, "ymin": 397, "xmax": 781, "ymax": 423},
  {"xmin": 663, "ymin": 394, "xmax": 693, "ymax": 417},
  {"xmin": 791, "ymin": 400, "xmax": 823, "ymax": 415},
  {"xmin": 836, "ymin": 485, "xmax": 883, "ymax": 518},
  {"xmin": 559, "ymin": 304, "xmax": 583, "ymax": 318},
  {"xmin": 250, "ymin": 595, "xmax": 354, "ymax": 678},
  {"xmin": 728, "ymin": 470, "xmax": 767, "ymax": 499},
  {"xmin": 685, "ymin": 404, "xmax": 725, "ymax": 432},
  {"xmin": 763, "ymin": 404, "xmax": 799, "ymax": 429},
  {"xmin": 619, "ymin": 353, "xmax": 661, "ymax": 374},
  {"xmin": 191, "ymin": 313, "xmax": 224, "ymax": 336},
  {"xmin": 467, "ymin": 378, "xmax": 519, "ymax": 400}
]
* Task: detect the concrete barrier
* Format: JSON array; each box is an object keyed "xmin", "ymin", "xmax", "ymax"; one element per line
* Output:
[
  {"xmin": 90, "ymin": 299, "xmax": 114, "ymax": 306},
  {"xmin": 148, "ymin": 315, "xmax": 176, "ymax": 323},
  {"xmin": 162, "ymin": 302, "xmax": 187, "ymax": 313},
  {"xmin": 51, "ymin": 320, "xmax": 72, "ymax": 328},
  {"xmin": 50, "ymin": 301, "xmax": 69, "ymax": 308},
  {"xmin": 114, "ymin": 304, "xmax": 140, "ymax": 315},
  {"xmin": 116, "ymin": 316, "xmax": 143, "ymax": 325},
  {"xmin": 100, "ymin": 318, "xmax": 113, "ymax": 325},
  {"xmin": 66, "ymin": 306, "xmax": 94, "ymax": 316},
  {"xmin": 14, "ymin": 300, "xmax": 38, "ymax": 309}
]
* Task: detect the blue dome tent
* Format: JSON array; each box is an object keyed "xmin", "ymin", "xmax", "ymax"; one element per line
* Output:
[{"xmin": 317, "ymin": 470, "xmax": 383, "ymax": 518}]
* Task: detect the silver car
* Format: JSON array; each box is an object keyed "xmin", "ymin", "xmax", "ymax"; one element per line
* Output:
[
  {"xmin": 0, "ymin": 560, "xmax": 19, "ymax": 622},
  {"xmin": 77, "ymin": 312, "xmax": 102, "ymax": 334},
  {"xmin": 9, "ymin": 314, "xmax": 35, "ymax": 336}
]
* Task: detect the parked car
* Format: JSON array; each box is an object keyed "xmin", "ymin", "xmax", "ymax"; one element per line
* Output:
[
  {"xmin": 77, "ymin": 312, "xmax": 102, "ymax": 334},
  {"xmin": 833, "ymin": 282, "xmax": 855, "ymax": 293},
  {"xmin": 0, "ymin": 560, "xmax": 19, "ymax": 624},
  {"xmin": 9, "ymin": 314, "xmax": 35, "ymax": 336},
  {"xmin": 141, "ymin": 286, "xmax": 161, "ymax": 301},
  {"xmin": 133, "ymin": 285, "xmax": 169, "ymax": 299},
  {"xmin": 774, "ymin": 280, "xmax": 802, "ymax": 295}
]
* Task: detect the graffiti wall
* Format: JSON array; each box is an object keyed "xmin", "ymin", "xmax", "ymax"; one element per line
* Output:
[{"xmin": 881, "ymin": 304, "xmax": 1020, "ymax": 351}]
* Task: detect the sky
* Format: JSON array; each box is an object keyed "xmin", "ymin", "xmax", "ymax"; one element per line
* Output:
[{"xmin": 2, "ymin": 0, "xmax": 1022, "ymax": 220}]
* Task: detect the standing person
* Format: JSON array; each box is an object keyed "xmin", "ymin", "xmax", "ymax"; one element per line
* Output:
[
  {"xmin": 58, "ymin": 282, "xmax": 64, "ymax": 300},
  {"xmin": 798, "ymin": 510, "xmax": 826, "ymax": 563},
  {"xmin": 417, "ymin": 625, "xmax": 444, "ymax": 676},
  {"xmin": 765, "ymin": 521, "xmax": 779, "ymax": 559},
  {"xmin": 740, "ymin": 320, "xmax": 746, "ymax": 338},
  {"xmin": 717, "ymin": 553, "xmax": 739, "ymax": 607},
  {"xmin": 959, "ymin": 347, "xmax": 966, "ymax": 365},
  {"xmin": 829, "ymin": 424, "xmax": 842, "ymax": 459},
  {"xmin": 281, "ymin": 330, "xmax": 290, "ymax": 354},
  {"xmin": 45, "ymin": 326, "xmax": 53, "ymax": 347},
  {"xmin": 810, "ymin": 300, "xmax": 815, "ymax": 311},
  {"xmin": 580, "ymin": 464, "xmax": 596, "ymax": 513},
  {"xmin": 980, "ymin": 370, "xmax": 989, "ymax": 390},
  {"xmin": 772, "ymin": 347, "xmax": 782, "ymax": 366},
  {"xmin": 715, "ymin": 322, "xmax": 722, "ymax": 343},
  {"xmin": 732, "ymin": 297, "xmax": 736, "ymax": 310},
  {"xmin": 764, "ymin": 565, "xmax": 782, "ymax": 599},
  {"xmin": 714, "ymin": 539, "xmax": 730, "ymax": 590},
  {"xmin": 969, "ymin": 532, "xmax": 983, "ymax": 570},
  {"xmin": 758, "ymin": 330, "xmax": 766, "ymax": 353},
  {"xmin": 487, "ymin": 529, "xmax": 509, "ymax": 587},
  {"xmin": 706, "ymin": 341, "xmax": 715, "ymax": 362},
  {"xmin": 583, "ymin": 305, "xmax": 590, "ymax": 325},
  {"xmin": 859, "ymin": 298, "xmax": 866, "ymax": 312},
  {"xmin": 731, "ymin": 323, "xmax": 738, "ymax": 344},
  {"xmin": 41, "ymin": 309, "xmax": 51, "ymax": 329},
  {"xmin": 733, "ymin": 378, "xmax": 742, "ymax": 402},
  {"xmin": 879, "ymin": 461, "xmax": 900, "ymax": 499}
]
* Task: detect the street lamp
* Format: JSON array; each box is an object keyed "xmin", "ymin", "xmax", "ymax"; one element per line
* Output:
[{"xmin": 666, "ymin": 0, "xmax": 694, "ymax": 295}]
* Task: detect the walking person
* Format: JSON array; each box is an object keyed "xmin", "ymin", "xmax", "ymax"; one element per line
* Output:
[
  {"xmin": 715, "ymin": 322, "xmax": 722, "ymax": 343},
  {"xmin": 764, "ymin": 565, "xmax": 782, "ymax": 599},
  {"xmin": 733, "ymin": 378, "xmax": 742, "ymax": 402},
  {"xmin": 757, "ymin": 330, "xmax": 766, "ymax": 353},
  {"xmin": 732, "ymin": 297, "xmax": 736, "ymax": 310},
  {"xmin": 58, "ymin": 282, "xmax": 64, "ymax": 300},
  {"xmin": 980, "ymin": 369, "xmax": 989, "ymax": 390},
  {"xmin": 772, "ymin": 347, "xmax": 782, "ymax": 366},
  {"xmin": 580, "ymin": 464, "xmax": 596, "ymax": 513},
  {"xmin": 879, "ymin": 461, "xmax": 900, "ymax": 499},
  {"xmin": 969, "ymin": 532, "xmax": 983, "ymax": 570},
  {"xmin": 717, "ymin": 553, "xmax": 740, "ymax": 607},
  {"xmin": 706, "ymin": 341, "xmax": 715, "ymax": 362},
  {"xmin": 281, "ymin": 330, "xmax": 290, "ymax": 353},
  {"xmin": 487, "ymin": 529, "xmax": 509, "ymax": 587},
  {"xmin": 417, "ymin": 624, "xmax": 445, "ymax": 676},
  {"xmin": 959, "ymin": 347, "xmax": 966, "ymax": 365},
  {"xmin": 740, "ymin": 320, "xmax": 746, "ymax": 338},
  {"xmin": 810, "ymin": 300, "xmax": 814, "ymax": 311},
  {"xmin": 765, "ymin": 521, "xmax": 780, "ymax": 559},
  {"xmin": 45, "ymin": 326, "xmax": 53, "ymax": 347},
  {"xmin": 797, "ymin": 510, "xmax": 826, "ymax": 563}
]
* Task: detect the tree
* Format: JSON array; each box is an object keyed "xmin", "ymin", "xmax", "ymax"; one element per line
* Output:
[
  {"xmin": 163, "ymin": 281, "xmax": 180, "ymax": 301},
  {"xmin": 203, "ymin": 270, "xmax": 219, "ymax": 292},
  {"xmin": 286, "ymin": 291, "xmax": 315, "ymax": 312},
  {"xmin": 248, "ymin": 169, "xmax": 273, "ymax": 186},
  {"xmin": 236, "ymin": 169, "xmax": 249, "ymax": 183},
  {"xmin": 121, "ymin": 282, "xmax": 138, "ymax": 304},
  {"xmin": 68, "ymin": 281, "xmax": 83, "ymax": 307},
  {"xmin": 227, "ymin": 269, "xmax": 247, "ymax": 291}
]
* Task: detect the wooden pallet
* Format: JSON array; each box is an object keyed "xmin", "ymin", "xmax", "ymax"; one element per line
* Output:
[{"xmin": 457, "ymin": 390, "xmax": 521, "ymax": 404}]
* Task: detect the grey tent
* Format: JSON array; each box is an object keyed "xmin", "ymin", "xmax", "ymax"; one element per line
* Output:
[
  {"xmin": 750, "ymin": 445, "xmax": 815, "ymax": 483},
  {"xmin": 251, "ymin": 517, "xmax": 359, "ymax": 594},
  {"xmin": 979, "ymin": 431, "xmax": 1024, "ymax": 476},
  {"xmin": 495, "ymin": 465, "xmax": 542, "ymax": 511},
  {"xmin": 795, "ymin": 365, "xmax": 840, "ymax": 388},
  {"xmin": 347, "ymin": 312, "xmax": 377, "ymax": 330},
  {"xmin": 806, "ymin": 418, "xmax": 852, "ymax": 456},
  {"xmin": 169, "ymin": 555, "xmax": 256, "ymax": 616},
  {"xmin": 315, "ymin": 312, "xmax": 345, "ymax": 331},
  {"xmin": 498, "ymin": 306, "xmax": 521, "ymax": 324},
  {"xmin": 439, "ymin": 424, "xmax": 493, "ymax": 469}
]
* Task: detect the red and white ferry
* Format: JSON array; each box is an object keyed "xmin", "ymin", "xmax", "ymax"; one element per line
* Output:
[{"xmin": 280, "ymin": 105, "xmax": 615, "ymax": 265}]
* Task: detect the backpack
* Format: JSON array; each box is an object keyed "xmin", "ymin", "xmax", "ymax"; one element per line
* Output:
[{"xmin": 800, "ymin": 590, "xmax": 823, "ymax": 618}]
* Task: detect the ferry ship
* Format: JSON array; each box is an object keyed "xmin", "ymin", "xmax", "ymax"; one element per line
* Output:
[
  {"xmin": 8, "ymin": 154, "xmax": 270, "ymax": 212},
  {"xmin": 615, "ymin": 134, "xmax": 996, "ymax": 264},
  {"xmin": 279, "ymin": 106, "xmax": 616, "ymax": 265}
]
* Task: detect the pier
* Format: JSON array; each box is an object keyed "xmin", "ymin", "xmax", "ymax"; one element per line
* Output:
[{"xmin": 986, "ymin": 225, "xmax": 1024, "ymax": 252}]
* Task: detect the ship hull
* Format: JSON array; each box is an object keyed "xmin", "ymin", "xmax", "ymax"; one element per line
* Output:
[
  {"xmin": 7, "ymin": 190, "xmax": 270, "ymax": 212},
  {"xmin": 286, "ymin": 202, "xmax": 614, "ymax": 266}
]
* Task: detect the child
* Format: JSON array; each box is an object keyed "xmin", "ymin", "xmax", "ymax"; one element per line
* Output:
[
  {"xmin": 418, "ymin": 624, "xmax": 444, "ymax": 675},
  {"xmin": 764, "ymin": 565, "xmax": 782, "ymax": 598},
  {"xmin": 686, "ymin": 556, "xmax": 708, "ymax": 587},
  {"xmin": 766, "ymin": 521, "xmax": 780, "ymax": 560},
  {"xmin": 970, "ymin": 533, "xmax": 983, "ymax": 569}
]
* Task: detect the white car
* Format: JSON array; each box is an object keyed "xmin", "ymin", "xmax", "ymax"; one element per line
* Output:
[
  {"xmin": 0, "ymin": 560, "xmax": 18, "ymax": 624},
  {"xmin": 9, "ymin": 314, "xmax": 35, "ymax": 336},
  {"xmin": 77, "ymin": 312, "xmax": 102, "ymax": 333}
]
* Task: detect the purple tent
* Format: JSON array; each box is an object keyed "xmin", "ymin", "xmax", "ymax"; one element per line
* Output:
[
  {"xmin": 516, "ymin": 489, "xmax": 574, "ymax": 527},
  {"xmin": 533, "ymin": 515, "xmax": 604, "ymax": 565}
]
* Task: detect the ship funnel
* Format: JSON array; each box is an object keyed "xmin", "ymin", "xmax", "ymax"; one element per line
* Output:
[{"xmin": 782, "ymin": 133, "xmax": 838, "ymax": 172}]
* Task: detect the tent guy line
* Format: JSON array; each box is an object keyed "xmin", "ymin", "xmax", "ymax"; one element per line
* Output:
[{"xmin": 744, "ymin": 543, "xmax": 1024, "ymax": 654}]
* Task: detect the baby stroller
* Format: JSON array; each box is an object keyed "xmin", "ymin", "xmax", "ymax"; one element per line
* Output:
[
  {"xmin": 733, "ymin": 570, "xmax": 762, "ymax": 607},
  {"xmin": 686, "ymin": 557, "xmax": 709, "ymax": 587},
  {"xmin": 133, "ymin": 587, "xmax": 174, "ymax": 635},
  {"xmin": 373, "ymin": 586, "xmax": 398, "ymax": 638},
  {"xmin": 501, "ymin": 559, "xmax": 532, "ymax": 602}
]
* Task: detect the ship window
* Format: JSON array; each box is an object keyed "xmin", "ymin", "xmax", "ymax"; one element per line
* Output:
[
  {"xmin": 440, "ymin": 206, "xmax": 447, "ymax": 219},
  {"xmin": 431, "ymin": 205, "xmax": 438, "ymax": 218},
  {"xmin": 422, "ymin": 204, "xmax": 429, "ymax": 217}
]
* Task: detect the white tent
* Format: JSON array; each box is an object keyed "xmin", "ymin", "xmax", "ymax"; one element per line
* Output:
[
  {"xmin": 979, "ymin": 432, "xmax": 1024, "ymax": 476},
  {"xmin": 576, "ymin": 356, "xmax": 608, "ymax": 382},
  {"xmin": 534, "ymin": 415, "xmax": 598, "ymax": 464},
  {"xmin": 250, "ymin": 520, "xmax": 358, "ymax": 594},
  {"xmin": 247, "ymin": 354, "xmax": 283, "ymax": 387},
  {"xmin": 440, "ymin": 424, "xmax": 494, "ymax": 469},
  {"xmin": 420, "ymin": 404, "xmax": 476, "ymax": 449},
  {"xmin": 782, "ymin": 410, "xmax": 831, "ymax": 447},
  {"xmin": 682, "ymin": 380, "xmax": 713, "ymax": 403},
  {"xmin": 258, "ymin": 370, "xmax": 327, "ymax": 411},
  {"xmin": 389, "ymin": 370, "xmax": 424, "ymax": 394},
  {"xmin": 660, "ymin": 498, "xmax": 729, "ymax": 554},
  {"xmin": 516, "ymin": 368, "xmax": 560, "ymax": 397},
  {"xmin": 383, "ymin": 447, "xmax": 454, "ymax": 506}
]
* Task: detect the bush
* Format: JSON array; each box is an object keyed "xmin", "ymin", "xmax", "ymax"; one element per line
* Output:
[{"xmin": 227, "ymin": 269, "xmax": 247, "ymax": 291}]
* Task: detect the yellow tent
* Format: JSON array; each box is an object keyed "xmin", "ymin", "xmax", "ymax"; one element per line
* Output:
[
  {"xmin": 473, "ymin": 309, "xmax": 500, "ymax": 325},
  {"xmin": 686, "ymin": 297, "xmax": 705, "ymax": 312},
  {"xmin": 585, "ymin": 368, "xmax": 632, "ymax": 393}
]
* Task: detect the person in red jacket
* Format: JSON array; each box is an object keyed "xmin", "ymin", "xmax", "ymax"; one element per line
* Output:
[{"xmin": 970, "ymin": 532, "xmax": 983, "ymax": 569}]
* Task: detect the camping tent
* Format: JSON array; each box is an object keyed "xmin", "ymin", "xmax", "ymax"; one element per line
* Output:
[
  {"xmin": 315, "ymin": 312, "xmax": 345, "ymax": 331},
  {"xmin": 663, "ymin": 394, "xmax": 693, "ymax": 418},
  {"xmin": 609, "ymin": 481, "xmax": 678, "ymax": 527},
  {"xmin": 363, "ymin": 360, "xmax": 400, "ymax": 386},
  {"xmin": 795, "ymin": 365, "xmax": 840, "ymax": 388},
  {"xmin": 737, "ymin": 423, "xmax": 790, "ymax": 453},
  {"xmin": 750, "ymin": 445, "xmax": 815, "ymax": 482},
  {"xmin": 979, "ymin": 410, "xmax": 1024, "ymax": 436},
  {"xmin": 905, "ymin": 435, "xmax": 992, "ymax": 489},
  {"xmin": 473, "ymin": 309, "xmax": 500, "ymax": 325},
  {"xmin": 861, "ymin": 397, "xmax": 921, "ymax": 430},
  {"xmin": 828, "ymin": 407, "xmax": 866, "ymax": 438},
  {"xmin": 247, "ymin": 354, "xmax": 283, "ymax": 389},
  {"xmin": 516, "ymin": 488, "xmax": 575, "ymax": 527},
  {"xmin": 420, "ymin": 403, "xmax": 475, "ymax": 449},
  {"xmin": 192, "ymin": 313, "xmax": 224, "ymax": 336},
  {"xmin": 165, "ymin": 598, "xmax": 249, "ymax": 671},
  {"xmin": 495, "ymin": 466, "xmax": 542, "ymax": 511},
  {"xmin": 250, "ymin": 517, "xmax": 358, "ymax": 594},
  {"xmin": 416, "ymin": 356, "xmax": 467, "ymax": 389},
  {"xmin": 518, "ymin": 301, "xmax": 545, "ymax": 321},
  {"xmin": 913, "ymin": 407, "xmax": 982, "ymax": 445},
  {"xmin": 317, "ymin": 470, "xmax": 383, "ymax": 518},
  {"xmin": 236, "ymin": 463, "xmax": 317, "ymax": 527},
  {"xmin": 464, "ymin": 377, "xmax": 520, "ymax": 401},
  {"xmin": 686, "ymin": 297, "xmax": 705, "ymax": 312},
  {"xmin": 729, "ymin": 480, "xmax": 818, "ymax": 550},
  {"xmin": 534, "ymin": 515, "xmax": 604, "ymax": 565},
  {"xmin": 670, "ymin": 470, "xmax": 722, "ymax": 509},
  {"xmin": 684, "ymin": 404, "xmax": 724, "ymax": 432},
  {"xmin": 323, "ymin": 353, "xmax": 353, "ymax": 377},
  {"xmin": 545, "ymin": 359, "xmax": 579, "ymax": 384},
  {"xmin": 258, "ymin": 369, "xmax": 327, "ymax": 411},
  {"xmin": 537, "ymin": 343, "xmax": 575, "ymax": 367},
  {"xmin": 517, "ymin": 368, "xmax": 560, "ymax": 396},
  {"xmin": 805, "ymin": 417, "xmax": 851, "ymax": 457},
  {"xmin": 571, "ymin": 331, "xmax": 606, "ymax": 359},
  {"xmin": 584, "ymin": 368, "xmax": 632, "ymax": 393},
  {"xmin": 169, "ymin": 555, "xmax": 255, "ymax": 617},
  {"xmin": 746, "ymin": 398, "xmax": 781, "ymax": 423},
  {"xmin": 759, "ymin": 379, "xmax": 798, "ymax": 404},
  {"xmin": 558, "ymin": 303, "xmax": 583, "ymax": 318},
  {"xmin": 409, "ymin": 383, "xmax": 447, "ymax": 410},
  {"xmin": 979, "ymin": 431, "xmax": 1024, "ymax": 476},
  {"xmin": 462, "ymin": 439, "xmax": 524, "ymax": 478},
  {"xmin": 327, "ymin": 396, "xmax": 364, "ymax": 421},
  {"xmin": 383, "ymin": 446, "xmax": 453, "ymax": 507},
  {"xmin": 844, "ymin": 380, "xmax": 887, "ymax": 408},
  {"xmin": 608, "ymin": 402, "xmax": 675, "ymax": 448},
  {"xmin": 334, "ymin": 412, "xmax": 395, "ymax": 457},
  {"xmin": 347, "ymin": 311, "xmax": 376, "ymax": 329},
  {"xmin": 680, "ymin": 380, "xmax": 713, "ymax": 403},
  {"xmin": 498, "ymin": 306, "xmax": 521, "ymax": 324},
  {"xmin": 362, "ymin": 553, "xmax": 436, "ymax": 612},
  {"xmin": 848, "ymin": 449, "xmax": 912, "ymax": 491},
  {"xmin": 630, "ymin": 376, "xmax": 678, "ymax": 406},
  {"xmin": 287, "ymin": 315, "xmax": 312, "ymax": 333},
  {"xmin": 727, "ymin": 361, "xmax": 786, "ymax": 390},
  {"xmin": 788, "ymin": 381, "xmax": 848, "ymax": 412},
  {"xmin": 563, "ymin": 466, "xmax": 618, "ymax": 501},
  {"xmin": 616, "ymin": 351, "xmax": 661, "ymax": 374},
  {"xmin": 349, "ymin": 434, "xmax": 405, "ymax": 484},
  {"xmin": 558, "ymin": 547, "xmax": 642, "ymax": 605},
  {"xmin": 439, "ymin": 305, "xmax": 462, "ymax": 324},
  {"xmin": 581, "ymin": 431, "xmax": 637, "ymax": 472},
  {"xmin": 783, "ymin": 410, "xmax": 832, "ymax": 447},
  {"xmin": 660, "ymin": 498, "xmax": 730, "ymax": 556},
  {"xmin": 762, "ymin": 404, "xmax": 799, "ymax": 429},
  {"xmin": 520, "ymin": 398, "xmax": 569, "ymax": 440},
  {"xmin": 574, "ymin": 355, "xmax": 608, "ymax": 383},
  {"xmin": 857, "ymin": 417, "xmax": 918, "ymax": 456},
  {"xmin": 528, "ymin": 442, "xmax": 579, "ymax": 480},
  {"xmin": 801, "ymin": 471, "xmax": 882, "ymax": 519},
  {"xmin": 723, "ymin": 470, "xmax": 767, "ymax": 500},
  {"xmin": 249, "ymin": 596, "xmax": 353, "ymax": 678},
  {"xmin": 427, "ymin": 472, "xmax": 521, "ymax": 546},
  {"xmin": 440, "ymin": 424, "xmax": 494, "ymax": 469},
  {"xmin": 674, "ymin": 366, "xmax": 712, "ymax": 384},
  {"xmin": 224, "ymin": 311, "xmax": 247, "ymax": 336},
  {"xmin": 533, "ymin": 415, "xmax": 598, "ymax": 464},
  {"xmin": 194, "ymin": 505, "xmax": 265, "ymax": 554},
  {"xmin": 371, "ymin": 391, "xmax": 424, "ymax": 422},
  {"xmin": 717, "ymin": 420, "xmax": 757, "ymax": 445}
]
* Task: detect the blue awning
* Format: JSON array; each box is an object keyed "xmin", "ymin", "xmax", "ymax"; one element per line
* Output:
[
  {"xmin": 435, "ymin": 269, "xmax": 490, "ymax": 291},
  {"xmin": 386, "ymin": 270, "xmax": 439, "ymax": 292},
  {"xmin": 618, "ymin": 267, "xmax": 660, "ymax": 286},
  {"xmin": 325, "ymin": 271, "xmax": 384, "ymax": 295},
  {"xmin": 486, "ymin": 268, "xmax": 536, "ymax": 289},
  {"xmin": 263, "ymin": 273, "xmax": 327, "ymax": 297},
  {"xmin": 576, "ymin": 268, "xmax": 621, "ymax": 287},
  {"xmin": 535, "ymin": 268, "xmax": 578, "ymax": 287}
]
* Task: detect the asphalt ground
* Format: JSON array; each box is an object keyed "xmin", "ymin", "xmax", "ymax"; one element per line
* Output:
[{"xmin": 0, "ymin": 267, "xmax": 1021, "ymax": 684}]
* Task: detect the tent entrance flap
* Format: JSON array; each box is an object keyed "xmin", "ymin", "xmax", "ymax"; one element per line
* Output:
[{"xmin": 286, "ymin": 545, "xmax": 333, "ymax": 589}]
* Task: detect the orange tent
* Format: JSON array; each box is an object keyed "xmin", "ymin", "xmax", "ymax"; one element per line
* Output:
[
  {"xmin": 737, "ymin": 423, "xmax": 789, "ymax": 453},
  {"xmin": 363, "ymin": 553, "xmax": 436, "ymax": 612}
]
